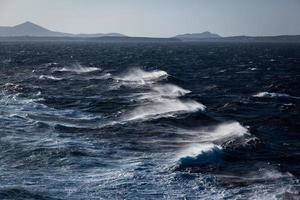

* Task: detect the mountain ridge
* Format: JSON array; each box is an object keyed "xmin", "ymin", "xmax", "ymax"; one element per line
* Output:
[
  {"xmin": 0, "ymin": 21, "xmax": 127, "ymax": 37},
  {"xmin": 0, "ymin": 22, "xmax": 300, "ymax": 43}
]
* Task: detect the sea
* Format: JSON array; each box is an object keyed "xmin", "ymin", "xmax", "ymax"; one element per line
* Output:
[{"xmin": 0, "ymin": 41, "xmax": 299, "ymax": 199}]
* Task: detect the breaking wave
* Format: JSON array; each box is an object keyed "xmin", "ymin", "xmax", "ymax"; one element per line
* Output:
[
  {"xmin": 84, "ymin": 73, "xmax": 112, "ymax": 80},
  {"xmin": 196, "ymin": 122, "xmax": 249, "ymax": 142},
  {"xmin": 137, "ymin": 84, "xmax": 191, "ymax": 101},
  {"xmin": 175, "ymin": 122, "xmax": 250, "ymax": 167},
  {"xmin": 114, "ymin": 68, "xmax": 168, "ymax": 85},
  {"xmin": 116, "ymin": 68, "xmax": 205, "ymax": 122},
  {"xmin": 124, "ymin": 99, "xmax": 205, "ymax": 121},
  {"xmin": 177, "ymin": 143, "xmax": 223, "ymax": 167},
  {"xmin": 151, "ymin": 84, "xmax": 190, "ymax": 97}
]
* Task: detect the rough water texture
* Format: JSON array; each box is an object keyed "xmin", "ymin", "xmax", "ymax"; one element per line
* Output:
[{"xmin": 0, "ymin": 42, "xmax": 299, "ymax": 199}]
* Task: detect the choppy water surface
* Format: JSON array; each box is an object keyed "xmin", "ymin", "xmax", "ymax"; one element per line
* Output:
[{"xmin": 0, "ymin": 42, "xmax": 299, "ymax": 199}]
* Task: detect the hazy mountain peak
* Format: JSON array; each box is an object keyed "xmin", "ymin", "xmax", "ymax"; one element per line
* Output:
[
  {"xmin": 14, "ymin": 21, "xmax": 49, "ymax": 31},
  {"xmin": 18, "ymin": 21, "xmax": 36, "ymax": 26}
]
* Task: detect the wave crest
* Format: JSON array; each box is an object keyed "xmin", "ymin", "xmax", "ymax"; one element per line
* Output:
[
  {"xmin": 53, "ymin": 63, "xmax": 101, "ymax": 73},
  {"xmin": 177, "ymin": 143, "xmax": 223, "ymax": 167},
  {"xmin": 39, "ymin": 75, "xmax": 62, "ymax": 80},
  {"xmin": 124, "ymin": 99, "xmax": 205, "ymax": 121},
  {"xmin": 253, "ymin": 92, "xmax": 299, "ymax": 99},
  {"xmin": 115, "ymin": 68, "xmax": 168, "ymax": 85},
  {"xmin": 175, "ymin": 122, "xmax": 249, "ymax": 168},
  {"xmin": 137, "ymin": 84, "xmax": 191, "ymax": 101}
]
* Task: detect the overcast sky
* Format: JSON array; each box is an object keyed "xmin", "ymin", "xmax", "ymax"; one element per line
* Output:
[{"xmin": 0, "ymin": 0, "xmax": 300, "ymax": 37}]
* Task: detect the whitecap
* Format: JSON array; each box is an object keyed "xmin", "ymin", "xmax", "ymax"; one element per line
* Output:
[
  {"xmin": 123, "ymin": 99, "xmax": 205, "ymax": 121},
  {"xmin": 114, "ymin": 68, "xmax": 168, "ymax": 85},
  {"xmin": 173, "ymin": 122, "xmax": 250, "ymax": 168},
  {"xmin": 178, "ymin": 122, "xmax": 249, "ymax": 143},
  {"xmin": 53, "ymin": 63, "xmax": 101, "ymax": 73},
  {"xmin": 137, "ymin": 84, "xmax": 190, "ymax": 100},
  {"xmin": 39, "ymin": 75, "xmax": 62, "ymax": 80},
  {"xmin": 177, "ymin": 143, "xmax": 223, "ymax": 166},
  {"xmin": 83, "ymin": 73, "xmax": 112, "ymax": 80},
  {"xmin": 199, "ymin": 122, "xmax": 249, "ymax": 142},
  {"xmin": 253, "ymin": 92, "xmax": 300, "ymax": 99},
  {"xmin": 249, "ymin": 67, "xmax": 257, "ymax": 71},
  {"xmin": 151, "ymin": 84, "xmax": 190, "ymax": 97}
]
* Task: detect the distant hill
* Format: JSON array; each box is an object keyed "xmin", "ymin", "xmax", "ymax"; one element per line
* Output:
[
  {"xmin": 212, "ymin": 35, "xmax": 300, "ymax": 43},
  {"xmin": 0, "ymin": 36, "xmax": 180, "ymax": 43},
  {"xmin": 0, "ymin": 22, "xmax": 299, "ymax": 43},
  {"xmin": 0, "ymin": 21, "xmax": 127, "ymax": 37},
  {"xmin": 175, "ymin": 32, "xmax": 221, "ymax": 41}
]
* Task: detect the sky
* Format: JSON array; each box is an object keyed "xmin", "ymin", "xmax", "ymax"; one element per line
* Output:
[{"xmin": 0, "ymin": 0, "xmax": 300, "ymax": 37}]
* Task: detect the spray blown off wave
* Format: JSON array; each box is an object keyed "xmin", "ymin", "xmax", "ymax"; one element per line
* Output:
[
  {"xmin": 119, "ymin": 69, "xmax": 205, "ymax": 121},
  {"xmin": 124, "ymin": 99, "xmax": 205, "ymax": 121},
  {"xmin": 115, "ymin": 68, "xmax": 168, "ymax": 85},
  {"xmin": 137, "ymin": 84, "xmax": 191, "ymax": 101},
  {"xmin": 197, "ymin": 122, "xmax": 249, "ymax": 142},
  {"xmin": 176, "ymin": 122, "xmax": 249, "ymax": 167},
  {"xmin": 53, "ymin": 63, "xmax": 101, "ymax": 73}
]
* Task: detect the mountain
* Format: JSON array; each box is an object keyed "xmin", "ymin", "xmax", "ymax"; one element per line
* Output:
[
  {"xmin": 0, "ymin": 21, "xmax": 126, "ymax": 37},
  {"xmin": 174, "ymin": 32, "xmax": 300, "ymax": 43},
  {"xmin": 212, "ymin": 35, "xmax": 300, "ymax": 43},
  {"xmin": 1, "ymin": 22, "xmax": 299, "ymax": 43},
  {"xmin": 175, "ymin": 32, "xmax": 221, "ymax": 41}
]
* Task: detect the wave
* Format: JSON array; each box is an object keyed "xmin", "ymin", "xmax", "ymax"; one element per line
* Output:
[
  {"xmin": 199, "ymin": 122, "xmax": 249, "ymax": 142},
  {"xmin": 123, "ymin": 99, "xmax": 205, "ymax": 121},
  {"xmin": 177, "ymin": 122, "xmax": 249, "ymax": 143},
  {"xmin": 85, "ymin": 73, "xmax": 112, "ymax": 80},
  {"xmin": 0, "ymin": 92, "xmax": 46, "ymax": 120},
  {"xmin": 114, "ymin": 68, "xmax": 205, "ymax": 122},
  {"xmin": 53, "ymin": 63, "xmax": 101, "ymax": 73},
  {"xmin": 151, "ymin": 84, "xmax": 190, "ymax": 97},
  {"xmin": 114, "ymin": 68, "xmax": 168, "ymax": 85},
  {"xmin": 177, "ymin": 143, "xmax": 223, "ymax": 167},
  {"xmin": 39, "ymin": 75, "xmax": 62, "ymax": 80},
  {"xmin": 174, "ymin": 122, "xmax": 249, "ymax": 168},
  {"xmin": 253, "ymin": 92, "xmax": 300, "ymax": 99},
  {"xmin": 137, "ymin": 84, "xmax": 191, "ymax": 101}
]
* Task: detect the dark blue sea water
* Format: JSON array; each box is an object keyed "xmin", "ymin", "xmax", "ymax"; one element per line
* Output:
[{"xmin": 0, "ymin": 42, "xmax": 299, "ymax": 199}]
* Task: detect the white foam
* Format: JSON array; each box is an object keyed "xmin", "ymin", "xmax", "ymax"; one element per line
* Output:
[
  {"xmin": 178, "ymin": 122, "xmax": 249, "ymax": 143},
  {"xmin": 248, "ymin": 168, "xmax": 293, "ymax": 180},
  {"xmin": 54, "ymin": 63, "xmax": 100, "ymax": 73},
  {"xmin": 174, "ymin": 122, "xmax": 249, "ymax": 167},
  {"xmin": 203, "ymin": 122, "xmax": 249, "ymax": 141},
  {"xmin": 253, "ymin": 92, "xmax": 300, "ymax": 99},
  {"xmin": 87, "ymin": 73, "xmax": 112, "ymax": 80},
  {"xmin": 124, "ymin": 99, "xmax": 205, "ymax": 121},
  {"xmin": 138, "ymin": 84, "xmax": 190, "ymax": 100},
  {"xmin": 151, "ymin": 84, "xmax": 190, "ymax": 97},
  {"xmin": 115, "ymin": 68, "xmax": 168, "ymax": 85},
  {"xmin": 39, "ymin": 75, "xmax": 62, "ymax": 80}
]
